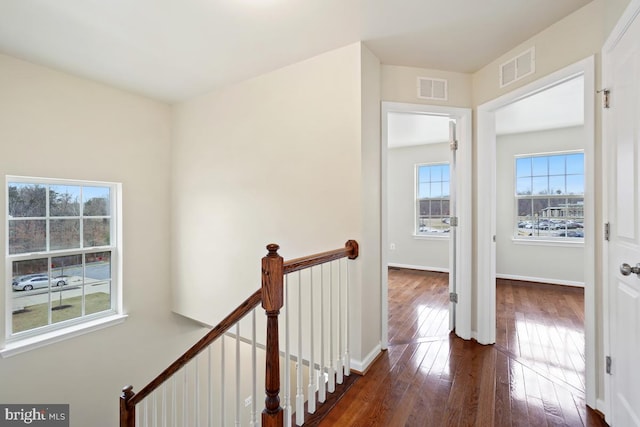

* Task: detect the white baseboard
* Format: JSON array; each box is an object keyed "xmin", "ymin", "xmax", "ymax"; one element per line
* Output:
[
  {"xmin": 496, "ymin": 273, "xmax": 584, "ymax": 288},
  {"xmin": 596, "ymin": 398, "xmax": 608, "ymax": 422},
  {"xmin": 350, "ymin": 343, "xmax": 382, "ymax": 374},
  {"xmin": 388, "ymin": 263, "xmax": 449, "ymax": 273}
]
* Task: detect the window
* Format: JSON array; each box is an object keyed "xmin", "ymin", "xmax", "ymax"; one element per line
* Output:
[
  {"xmin": 416, "ymin": 163, "xmax": 450, "ymax": 235},
  {"xmin": 6, "ymin": 177, "xmax": 121, "ymax": 345},
  {"xmin": 515, "ymin": 152, "xmax": 584, "ymax": 240}
]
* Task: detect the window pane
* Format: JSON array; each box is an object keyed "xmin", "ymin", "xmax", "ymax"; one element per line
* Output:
[
  {"xmin": 549, "ymin": 175, "xmax": 565, "ymax": 195},
  {"xmin": 8, "ymin": 183, "xmax": 46, "ymax": 217},
  {"xmin": 50, "ymin": 255, "xmax": 83, "ymax": 324},
  {"xmin": 532, "ymin": 176, "xmax": 548, "ymax": 195},
  {"xmin": 516, "ymin": 158, "xmax": 531, "ymax": 178},
  {"xmin": 516, "ymin": 177, "xmax": 531, "ymax": 195},
  {"xmin": 86, "ymin": 251, "xmax": 111, "ymax": 281},
  {"xmin": 567, "ymin": 174, "xmax": 584, "ymax": 194},
  {"xmin": 51, "ymin": 254, "xmax": 82, "ymax": 283},
  {"xmin": 548, "ymin": 156, "xmax": 565, "ymax": 175},
  {"xmin": 418, "ymin": 166, "xmax": 430, "ymax": 183},
  {"xmin": 442, "ymin": 182, "xmax": 450, "ymax": 197},
  {"xmin": 442, "ymin": 200, "xmax": 450, "ymax": 216},
  {"xmin": 532, "ymin": 156, "xmax": 548, "ymax": 176},
  {"xmin": 430, "ymin": 182, "xmax": 442, "ymax": 198},
  {"xmin": 9, "ymin": 220, "xmax": 46, "ymax": 254},
  {"xmin": 566, "ymin": 153, "xmax": 584, "ymax": 174},
  {"xmin": 85, "ymin": 251, "xmax": 112, "ymax": 315},
  {"xmin": 11, "ymin": 259, "xmax": 49, "ymax": 334},
  {"xmin": 517, "ymin": 198, "xmax": 532, "ymax": 217},
  {"xmin": 533, "ymin": 198, "xmax": 549, "ymax": 216},
  {"xmin": 442, "ymin": 164, "xmax": 450, "ymax": 181},
  {"xmin": 418, "ymin": 183, "xmax": 430, "ymax": 198},
  {"xmin": 84, "ymin": 218, "xmax": 110, "ymax": 247},
  {"xmin": 50, "ymin": 185, "xmax": 80, "ymax": 216},
  {"xmin": 83, "ymin": 186, "xmax": 110, "ymax": 216},
  {"xmin": 431, "ymin": 200, "xmax": 442, "ymax": 216},
  {"xmin": 50, "ymin": 219, "xmax": 80, "ymax": 251}
]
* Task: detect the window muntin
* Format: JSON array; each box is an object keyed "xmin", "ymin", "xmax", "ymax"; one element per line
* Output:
[
  {"xmin": 416, "ymin": 163, "xmax": 451, "ymax": 235},
  {"xmin": 515, "ymin": 152, "xmax": 584, "ymax": 240},
  {"xmin": 6, "ymin": 177, "xmax": 118, "ymax": 340}
]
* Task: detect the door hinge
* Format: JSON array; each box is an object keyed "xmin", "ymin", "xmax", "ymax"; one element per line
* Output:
[
  {"xmin": 604, "ymin": 222, "xmax": 610, "ymax": 241},
  {"xmin": 606, "ymin": 356, "xmax": 612, "ymax": 374},
  {"xmin": 599, "ymin": 88, "xmax": 610, "ymax": 109},
  {"xmin": 449, "ymin": 216, "xmax": 458, "ymax": 227},
  {"xmin": 449, "ymin": 292, "xmax": 458, "ymax": 303},
  {"xmin": 450, "ymin": 140, "xmax": 458, "ymax": 151}
]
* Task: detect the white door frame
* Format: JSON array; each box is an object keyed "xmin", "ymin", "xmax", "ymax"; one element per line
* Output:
[
  {"xmin": 381, "ymin": 102, "xmax": 472, "ymax": 348},
  {"xmin": 476, "ymin": 56, "xmax": 596, "ymax": 406},
  {"xmin": 602, "ymin": 0, "xmax": 640, "ymax": 418}
]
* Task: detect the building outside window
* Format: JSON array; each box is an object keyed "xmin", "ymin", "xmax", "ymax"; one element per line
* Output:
[
  {"xmin": 6, "ymin": 177, "xmax": 120, "ymax": 342},
  {"xmin": 416, "ymin": 163, "xmax": 450, "ymax": 235},
  {"xmin": 515, "ymin": 152, "xmax": 584, "ymax": 239}
]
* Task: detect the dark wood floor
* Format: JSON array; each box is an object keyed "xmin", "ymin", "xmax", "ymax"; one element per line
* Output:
[{"xmin": 319, "ymin": 268, "xmax": 607, "ymax": 427}]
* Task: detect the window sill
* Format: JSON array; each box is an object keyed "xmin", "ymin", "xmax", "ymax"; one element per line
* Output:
[
  {"xmin": 511, "ymin": 237, "xmax": 584, "ymax": 248},
  {"xmin": 413, "ymin": 233, "xmax": 450, "ymax": 240},
  {"xmin": 1, "ymin": 314, "xmax": 128, "ymax": 358}
]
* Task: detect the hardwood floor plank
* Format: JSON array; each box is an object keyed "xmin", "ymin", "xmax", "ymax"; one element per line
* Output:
[{"xmin": 318, "ymin": 270, "xmax": 607, "ymax": 427}]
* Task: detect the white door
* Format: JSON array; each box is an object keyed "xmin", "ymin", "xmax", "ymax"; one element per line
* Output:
[
  {"xmin": 605, "ymin": 2, "xmax": 640, "ymax": 425},
  {"xmin": 448, "ymin": 120, "xmax": 458, "ymax": 331}
]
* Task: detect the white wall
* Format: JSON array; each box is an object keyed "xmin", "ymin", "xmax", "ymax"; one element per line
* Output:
[
  {"xmin": 387, "ymin": 142, "xmax": 449, "ymax": 271},
  {"xmin": 496, "ymin": 126, "xmax": 585, "ymax": 285},
  {"xmin": 0, "ymin": 53, "xmax": 207, "ymax": 426},
  {"xmin": 171, "ymin": 42, "xmax": 381, "ymax": 367}
]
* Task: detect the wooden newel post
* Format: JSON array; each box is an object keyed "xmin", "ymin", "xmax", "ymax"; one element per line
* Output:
[
  {"xmin": 261, "ymin": 244, "xmax": 285, "ymax": 427},
  {"xmin": 120, "ymin": 385, "xmax": 135, "ymax": 427},
  {"xmin": 345, "ymin": 239, "xmax": 359, "ymax": 260}
]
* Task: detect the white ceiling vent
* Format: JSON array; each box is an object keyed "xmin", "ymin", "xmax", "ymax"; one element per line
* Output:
[
  {"xmin": 417, "ymin": 77, "xmax": 448, "ymax": 101},
  {"xmin": 500, "ymin": 47, "xmax": 535, "ymax": 87}
]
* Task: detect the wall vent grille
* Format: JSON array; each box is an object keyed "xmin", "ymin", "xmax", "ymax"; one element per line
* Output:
[
  {"xmin": 500, "ymin": 47, "xmax": 535, "ymax": 87},
  {"xmin": 417, "ymin": 77, "xmax": 448, "ymax": 101}
]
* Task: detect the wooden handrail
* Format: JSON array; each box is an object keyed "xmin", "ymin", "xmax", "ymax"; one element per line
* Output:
[
  {"xmin": 283, "ymin": 240, "xmax": 359, "ymax": 274},
  {"xmin": 120, "ymin": 288, "xmax": 262, "ymax": 424}
]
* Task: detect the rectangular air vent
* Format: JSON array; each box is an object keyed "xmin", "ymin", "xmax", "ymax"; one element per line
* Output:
[
  {"xmin": 500, "ymin": 47, "xmax": 535, "ymax": 87},
  {"xmin": 417, "ymin": 77, "xmax": 448, "ymax": 101}
]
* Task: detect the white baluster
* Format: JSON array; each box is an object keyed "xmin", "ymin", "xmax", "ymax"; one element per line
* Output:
[
  {"xmin": 344, "ymin": 259, "xmax": 351, "ymax": 377},
  {"xmin": 308, "ymin": 268, "xmax": 316, "ymax": 414},
  {"xmin": 296, "ymin": 271, "xmax": 304, "ymax": 426},
  {"xmin": 183, "ymin": 365, "xmax": 188, "ymax": 427},
  {"xmin": 143, "ymin": 398, "xmax": 148, "ymax": 427},
  {"xmin": 162, "ymin": 383, "xmax": 167, "ymax": 427},
  {"xmin": 152, "ymin": 389, "xmax": 157, "ymax": 427},
  {"xmin": 221, "ymin": 337, "xmax": 225, "ymax": 427},
  {"xmin": 328, "ymin": 263, "xmax": 335, "ymax": 393},
  {"xmin": 235, "ymin": 324, "xmax": 241, "ymax": 427},
  {"xmin": 318, "ymin": 264, "xmax": 326, "ymax": 403},
  {"xmin": 250, "ymin": 309, "xmax": 258, "ymax": 426},
  {"xmin": 336, "ymin": 260, "xmax": 344, "ymax": 385},
  {"xmin": 195, "ymin": 355, "xmax": 200, "ymax": 427},
  {"xmin": 172, "ymin": 376, "xmax": 177, "ymax": 427},
  {"xmin": 208, "ymin": 346, "xmax": 212, "ymax": 427},
  {"xmin": 284, "ymin": 276, "xmax": 291, "ymax": 427}
]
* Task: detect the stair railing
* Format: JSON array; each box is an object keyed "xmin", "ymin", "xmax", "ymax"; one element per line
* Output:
[{"xmin": 120, "ymin": 240, "xmax": 358, "ymax": 427}]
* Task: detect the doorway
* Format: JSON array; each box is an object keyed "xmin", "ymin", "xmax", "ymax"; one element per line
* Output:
[
  {"xmin": 381, "ymin": 102, "xmax": 472, "ymax": 349},
  {"xmin": 476, "ymin": 57, "xmax": 596, "ymax": 406}
]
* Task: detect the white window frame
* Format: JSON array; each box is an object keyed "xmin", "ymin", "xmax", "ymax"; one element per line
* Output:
[
  {"xmin": 415, "ymin": 162, "xmax": 451, "ymax": 237},
  {"xmin": 2, "ymin": 176, "xmax": 125, "ymax": 357},
  {"xmin": 513, "ymin": 150, "xmax": 585, "ymax": 243}
]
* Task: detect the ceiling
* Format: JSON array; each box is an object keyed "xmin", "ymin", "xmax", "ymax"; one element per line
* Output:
[{"xmin": 0, "ymin": 0, "xmax": 593, "ymax": 102}]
